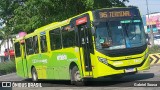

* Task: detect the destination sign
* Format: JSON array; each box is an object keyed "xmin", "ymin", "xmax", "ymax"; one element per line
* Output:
[
  {"xmin": 94, "ymin": 7, "xmax": 140, "ymax": 20},
  {"xmin": 99, "ymin": 11, "xmax": 131, "ymax": 18}
]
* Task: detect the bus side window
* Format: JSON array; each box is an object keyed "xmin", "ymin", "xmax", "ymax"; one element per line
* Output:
[
  {"xmin": 49, "ymin": 28, "xmax": 62, "ymax": 50},
  {"xmin": 62, "ymin": 25, "xmax": 76, "ymax": 48},
  {"xmin": 33, "ymin": 35, "xmax": 39, "ymax": 54},
  {"xmin": 40, "ymin": 35, "xmax": 47, "ymax": 53},
  {"xmin": 26, "ymin": 37, "xmax": 34, "ymax": 55}
]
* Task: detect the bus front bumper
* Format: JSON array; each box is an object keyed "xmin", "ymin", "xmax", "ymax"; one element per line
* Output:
[{"xmin": 92, "ymin": 56, "xmax": 150, "ymax": 78}]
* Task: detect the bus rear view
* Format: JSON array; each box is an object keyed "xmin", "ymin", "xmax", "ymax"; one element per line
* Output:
[{"xmin": 91, "ymin": 7, "xmax": 150, "ymax": 78}]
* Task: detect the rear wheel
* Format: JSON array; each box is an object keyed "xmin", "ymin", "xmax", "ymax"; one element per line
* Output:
[
  {"xmin": 70, "ymin": 66, "xmax": 85, "ymax": 86},
  {"xmin": 31, "ymin": 67, "xmax": 38, "ymax": 82}
]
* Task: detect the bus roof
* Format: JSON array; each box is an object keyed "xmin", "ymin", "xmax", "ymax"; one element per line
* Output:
[
  {"xmin": 33, "ymin": 11, "xmax": 92, "ymax": 33},
  {"xmin": 24, "ymin": 32, "xmax": 36, "ymax": 38},
  {"xmin": 34, "ymin": 22, "xmax": 60, "ymax": 32}
]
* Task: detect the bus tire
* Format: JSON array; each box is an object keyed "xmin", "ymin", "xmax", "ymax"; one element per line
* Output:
[
  {"xmin": 31, "ymin": 67, "xmax": 38, "ymax": 82},
  {"xmin": 71, "ymin": 66, "xmax": 85, "ymax": 86}
]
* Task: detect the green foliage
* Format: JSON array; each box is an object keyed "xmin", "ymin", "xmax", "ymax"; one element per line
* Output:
[
  {"xmin": 148, "ymin": 45, "xmax": 160, "ymax": 54},
  {"xmin": 0, "ymin": 0, "xmax": 129, "ymax": 34},
  {"xmin": 0, "ymin": 60, "xmax": 16, "ymax": 75},
  {"xmin": 0, "ymin": 0, "xmax": 20, "ymax": 33}
]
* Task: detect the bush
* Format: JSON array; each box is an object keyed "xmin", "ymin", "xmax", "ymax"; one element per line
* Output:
[
  {"xmin": 0, "ymin": 60, "xmax": 16, "ymax": 75},
  {"xmin": 148, "ymin": 45, "xmax": 160, "ymax": 54}
]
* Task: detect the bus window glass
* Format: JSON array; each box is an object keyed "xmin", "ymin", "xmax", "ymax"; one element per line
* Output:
[
  {"xmin": 40, "ymin": 35, "xmax": 47, "ymax": 53},
  {"xmin": 95, "ymin": 22, "xmax": 110, "ymax": 49},
  {"xmin": 33, "ymin": 36, "xmax": 39, "ymax": 54},
  {"xmin": 95, "ymin": 20, "xmax": 146, "ymax": 50},
  {"xmin": 109, "ymin": 21, "xmax": 125, "ymax": 48},
  {"xmin": 14, "ymin": 42, "xmax": 21, "ymax": 57},
  {"xmin": 26, "ymin": 37, "xmax": 34, "ymax": 55},
  {"xmin": 62, "ymin": 26, "xmax": 75, "ymax": 48},
  {"xmin": 49, "ymin": 29, "xmax": 62, "ymax": 50},
  {"xmin": 121, "ymin": 20, "xmax": 146, "ymax": 48}
]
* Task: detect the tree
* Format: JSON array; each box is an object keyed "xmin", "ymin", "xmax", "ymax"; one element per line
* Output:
[
  {"xmin": 10, "ymin": 0, "xmax": 129, "ymax": 33},
  {"xmin": 0, "ymin": 0, "xmax": 129, "ymax": 34},
  {"xmin": 0, "ymin": 0, "xmax": 129, "ymax": 60},
  {"xmin": 0, "ymin": 0, "xmax": 20, "ymax": 60},
  {"xmin": 0, "ymin": 0, "xmax": 21, "ymax": 32}
]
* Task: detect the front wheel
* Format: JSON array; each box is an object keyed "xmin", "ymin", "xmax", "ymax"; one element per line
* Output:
[
  {"xmin": 31, "ymin": 67, "xmax": 38, "ymax": 82},
  {"xmin": 70, "ymin": 66, "xmax": 85, "ymax": 86}
]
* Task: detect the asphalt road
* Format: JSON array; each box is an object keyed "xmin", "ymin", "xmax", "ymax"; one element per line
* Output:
[{"xmin": 0, "ymin": 65, "xmax": 160, "ymax": 90}]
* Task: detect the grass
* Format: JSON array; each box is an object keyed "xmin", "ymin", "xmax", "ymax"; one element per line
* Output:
[
  {"xmin": 148, "ymin": 45, "xmax": 160, "ymax": 54},
  {"xmin": 0, "ymin": 60, "xmax": 16, "ymax": 75}
]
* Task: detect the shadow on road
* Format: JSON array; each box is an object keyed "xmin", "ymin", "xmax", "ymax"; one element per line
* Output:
[
  {"xmin": 22, "ymin": 73, "xmax": 155, "ymax": 87},
  {"xmin": 120, "ymin": 73, "xmax": 155, "ymax": 81},
  {"xmin": 85, "ymin": 73, "xmax": 155, "ymax": 86}
]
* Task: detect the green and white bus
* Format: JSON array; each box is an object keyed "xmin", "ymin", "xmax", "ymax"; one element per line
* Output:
[{"xmin": 14, "ymin": 7, "xmax": 150, "ymax": 85}]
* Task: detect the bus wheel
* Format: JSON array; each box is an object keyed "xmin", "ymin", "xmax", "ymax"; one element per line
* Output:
[
  {"xmin": 71, "ymin": 66, "xmax": 85, "ymax": 86},
  {"xmin": 31, "ymin": 67, "xmax": 38, "ymax": 82}
]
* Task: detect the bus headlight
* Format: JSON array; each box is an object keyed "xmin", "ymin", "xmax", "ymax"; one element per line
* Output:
[{"xmin": 98, "ymin": 57, "xmax": 108, "ymax": 65}]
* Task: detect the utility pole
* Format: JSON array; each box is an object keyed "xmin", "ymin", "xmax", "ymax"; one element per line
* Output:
[{"xmin": 146, "ymin": 0, "xmax": 154, "ymax": 46}]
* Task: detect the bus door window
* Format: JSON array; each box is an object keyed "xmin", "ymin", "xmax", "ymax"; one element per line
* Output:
[
  {"xmin": 77, "ymin": 23, "xmax": 92, "ymax": 71},
  {"xmin": 14, "ymin": 42, "xmax": 21, "ymax": 57},
  {"xmin": 78, "ymin": 24, "xmax": 93, "ymax": 49},
  {"xmin": 79, "ymin": 25, "xmax": 86, "ymax": 45},
  {"xmin": 40, "ymin": 35, "xmax": 47, "ymax": 53}
]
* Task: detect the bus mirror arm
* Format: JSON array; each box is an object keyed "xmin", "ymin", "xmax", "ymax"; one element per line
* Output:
[
  {"xmin": 146, "ymin": 39, "xmax": 151, "ymax": 45},
  {"xmin": 147, "ymin": 41, "xmax": 151, "ymax": 45},
  {"xmin": 91, "ymin": 27, "xmax": 95, "ymax": 35}
]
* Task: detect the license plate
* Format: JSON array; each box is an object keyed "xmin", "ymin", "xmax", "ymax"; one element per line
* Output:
[{"xmin": 125, "ymin": 68, "xmax": 135, "ymax": 73}]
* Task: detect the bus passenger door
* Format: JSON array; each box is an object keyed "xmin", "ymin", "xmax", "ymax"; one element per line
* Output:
[
  {"xmin": 14, "ymin": 42, "xmax": 27, "ymax": 78},
  {"xmin": 21, "ymin": 43, "xmax": 28, "ymax": 78},
  {"xmin": 75, "ymin": 16, "xmax": 93, "ymax": 76}
]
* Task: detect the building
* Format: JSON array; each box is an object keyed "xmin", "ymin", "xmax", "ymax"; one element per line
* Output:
[
  {"xmin": 0, "ymin": 38, "xmax": 15, "ymax": 62},
  {"xmin": 146, "ymin": 12, "xmax": 160, "ymax": 34}
]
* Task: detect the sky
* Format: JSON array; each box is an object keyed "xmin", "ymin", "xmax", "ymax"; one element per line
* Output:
[{"xmin": 125, "ymin": 0, "xmax": 160, "ymax": 16}]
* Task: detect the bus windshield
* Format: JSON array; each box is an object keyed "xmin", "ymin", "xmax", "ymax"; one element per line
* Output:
[{"xmin": 95, "ymin": 19, "xmax": 146, "ymax": 50}]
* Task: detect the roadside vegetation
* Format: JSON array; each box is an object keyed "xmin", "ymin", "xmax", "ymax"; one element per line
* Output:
[
  {"xmin": 148, "ymin": 45, "xmax": 160, "ymax": 54},
  {"xmin": 0, "ymin": 60, "xmax": 16, "ymax": 76}
]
